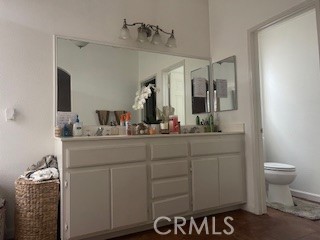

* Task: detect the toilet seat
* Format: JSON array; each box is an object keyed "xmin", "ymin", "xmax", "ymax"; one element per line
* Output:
[{"xmin": 264, "ymin": 162, "xmax": 296, "ymax": 172}]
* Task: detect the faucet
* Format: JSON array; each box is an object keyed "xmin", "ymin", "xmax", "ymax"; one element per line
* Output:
[{"xmin": 95, "ymin": 127, "xmax": 104, "ymax": 136}]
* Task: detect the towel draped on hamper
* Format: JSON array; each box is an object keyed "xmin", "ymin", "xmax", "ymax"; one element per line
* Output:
[{"xmin": 14, "ymin": 178, "xmax": 60, "ymax": 240}]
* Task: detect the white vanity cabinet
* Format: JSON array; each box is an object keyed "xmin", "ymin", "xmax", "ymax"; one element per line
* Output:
[
  {"xmin": 190, "ymin": 135, "xmax": 246, "ymax": 211},
  {"xmin": 55, "ymin": 132, "xmax": 245, "ymax": 240},
  {"xmin": 67, "ymin": 168, "xmax": 111, "ymax": 238},
  {"xmin": 219, "ymin": 154, "xmax": 245, "ymax": 205},
  {"xmin": 192, "ymin": 157, "xmax": 220, "ymax": 211},
  {"xmin": 150, "ymin": 142, "xmax": 190, "ymax": 219},
  {"xmin": 110, "ymin": 164, "xmax": 148, "ymax": 228}
]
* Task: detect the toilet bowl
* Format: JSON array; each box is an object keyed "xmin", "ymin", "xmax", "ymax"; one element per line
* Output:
[{"xmin": 264, "ymin": 162, "xmax": 297, "ymax": 206}]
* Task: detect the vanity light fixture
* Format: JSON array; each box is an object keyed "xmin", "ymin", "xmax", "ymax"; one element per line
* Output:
[{"xmin": 119, "ymin": 19, "xmax": 177, "ymax": 48}]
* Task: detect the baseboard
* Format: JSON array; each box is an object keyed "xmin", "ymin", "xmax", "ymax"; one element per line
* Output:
[{"xmin": 291, "ymin": 188, "xmax": 320, "ymax": 203}]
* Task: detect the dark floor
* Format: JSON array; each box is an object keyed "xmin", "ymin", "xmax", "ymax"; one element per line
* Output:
[{"xmin": 114, "ymin": 208, "xmax": 320, "ymax": 240}]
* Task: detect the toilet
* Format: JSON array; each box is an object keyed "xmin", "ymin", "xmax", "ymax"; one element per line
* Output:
[{"xmin": 264, "ymin": 162, "xmax": 297, "ymax": 206}]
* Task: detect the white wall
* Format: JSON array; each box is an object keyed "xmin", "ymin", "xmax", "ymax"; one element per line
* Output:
[
  {"xmin": 259, "ymin": 10, "xmax": 320, "ymax": 196},
  {"xmin": 0, "ymin": 0, "xmax": 210, "ymax": 235},
  {"xmin": 57, "ymin": 39, "xmax": 139, "ymax": 125},
  {"xmin": 138, "ymin": 52, "xmax": 210, "ymax": 125},
  {"xmin": 208, "ymin": 0, "xmax": 307, "ymax": 213}
]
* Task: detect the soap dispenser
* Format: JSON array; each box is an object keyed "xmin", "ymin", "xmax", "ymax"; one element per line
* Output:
[{"xmin": 73, "ymin": 115, "xmax": 83, "ymax": 136}]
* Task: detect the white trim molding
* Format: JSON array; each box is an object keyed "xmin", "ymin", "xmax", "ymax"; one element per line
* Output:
[
  {"xmin": 291, "ymin": 189, "xmax": 320, "ymax": 203},
  {"xmin": 247, "ymin": 0, "xmax": 320, "ymax": 215}
]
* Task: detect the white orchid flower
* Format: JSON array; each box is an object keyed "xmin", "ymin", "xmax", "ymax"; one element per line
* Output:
[{"xmin": 132, "ymin": 83, "xmax": 159, "ymax": 110}]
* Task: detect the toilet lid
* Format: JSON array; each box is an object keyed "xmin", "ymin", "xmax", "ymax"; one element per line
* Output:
[{"xmin": 264, "ymin": 162, "xmax": 296, "ymax": 172}]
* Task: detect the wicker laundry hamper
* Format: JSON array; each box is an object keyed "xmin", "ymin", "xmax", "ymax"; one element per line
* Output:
[
  {"xmin": 0, "ymin": 200, "xmax": 5, "ymax": 240},
  {"xmin": 14, "ymin": 179, "xmax": 60, "ymax": 240}
]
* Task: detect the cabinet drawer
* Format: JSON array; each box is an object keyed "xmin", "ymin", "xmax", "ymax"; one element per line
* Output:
[
  {"xmin": 190, "ymin": 139, "xmax": 242, "ymax": 156},
  {"xmin": 151, "ymin": 161, "xmax": 189, "ymax": 179},
  {"xmin": 151, "ymin": 143, "xmax": 188, "ymax": 160},
  {"xmin": 66, "ymin": 144, "xmax": 146, "ymax": 168},
  {"xmin": 152, "ymin": 178, "xmax": 189, "ymax": 199},
  {"xmin": 152, "ymin": 195, "xmax": 190, "ymax": 219}
]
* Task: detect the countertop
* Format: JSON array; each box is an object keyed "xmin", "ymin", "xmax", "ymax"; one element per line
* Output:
[{"xmin": 55, "ymin": 131, "xmax": 245, "ymax": 142}]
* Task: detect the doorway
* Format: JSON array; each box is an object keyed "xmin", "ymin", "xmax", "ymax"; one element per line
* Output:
[
  {"xmin": 249, "ymin": 1, "xmax": 320, "ymax": 214},
  {"xmin": 163, "ymin": 61, "xmax": 186, "ymax": 125},
  {"xmin": 57, "ymin": 68, "xmax": 71, "ymax": 112},
  {"xmin": 141, "ymin": 77, "xmax": 157, "ymax": 124}
]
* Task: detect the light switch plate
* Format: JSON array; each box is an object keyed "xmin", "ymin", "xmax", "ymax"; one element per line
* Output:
[{"xmin": 5, "ymin": 108, "xmax": 15, "ymax": 121}]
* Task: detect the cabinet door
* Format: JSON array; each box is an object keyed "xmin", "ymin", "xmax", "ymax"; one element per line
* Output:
[
  {"xmin": 111, "ymin": 164, "xmax": 148, "ymax": 228},
  {"xmin": 67, "ymin": 169, "xmax": 110, "ymax": 239},
  {"xmin": 219, "ymin": 154, "xmax": 245, "ymax": 205},
  {"xmin": 192, "ymin": 158, "xmax": 219, "ymax": 211}
]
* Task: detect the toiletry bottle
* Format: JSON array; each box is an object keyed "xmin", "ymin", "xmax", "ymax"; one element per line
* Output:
[
  {"xmin": 169, "ymin": 115, "xmax": 179, "ymax": 134},
  {"xmin": 209, "ymin": 114, "xmax": 214, "ymax": 132},
  {"xmin": 125, "ymin": 112, "xmax": 131, "ymax": 135},
  {"xmin": 196, "ymin": 116, "xmax": 200, "ymax": 125},
  {"xmin": 120, "ymin": 114, "xmax": 125, "ymax": 127},
  {"xmin": 67, "ymin": 118, "xmax": 73, "ymax": 136},
  {"xmin": 63, "ymin": 124, "xmax": 69, "ymax": 137},
  {"xmin": 73, "ymin": 115, "xmax": 83, "ymax": 136},
  {"xmin": 118, "ymin": 114, "xmax": 126, "ymax": 135},
  {"xmin": 214, "ymin": 112, "xmax": 220, "ymax": 132}
]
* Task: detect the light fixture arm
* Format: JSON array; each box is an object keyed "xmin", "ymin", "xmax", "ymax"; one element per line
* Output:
[{"xmin": 147, "ymin": 25, "xmax": 172, "ymax": 35}]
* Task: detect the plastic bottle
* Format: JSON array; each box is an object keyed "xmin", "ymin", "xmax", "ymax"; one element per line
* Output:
[
  {"xmin": 196, "ymin": 116, "xmax": 200, "ymax": 125},
  {"xmin": 67, "ymin": 118, "xmax": 73, "ymax": 136},
  {"xmin": 125, "ymin": 112, "xmax": 131, "ymax": 135},
  {"xmin": 63, "ymin": 124, "xmax": 69, "ymax": 137},
  {"xmin": 73, "ymin": 115, "xmax": 83, "ymax": 136},
  {"xmin": 214, "ymin": 112, "xmax": 220, "ymax": 132},
  {"xmin": 209, "ymin": 114, "xmax": 214, "ymax": 132},
  {"xmin": 120, "ymin": 114, "xmax": 125, "ymax": 126}
]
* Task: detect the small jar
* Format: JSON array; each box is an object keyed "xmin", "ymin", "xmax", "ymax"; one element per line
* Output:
[{"xmin": 55, "ymin": 126, "xmax": 61, "ymax": 137}]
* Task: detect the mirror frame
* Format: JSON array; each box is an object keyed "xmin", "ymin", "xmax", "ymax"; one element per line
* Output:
[{"xmin": 212, "ymin": 55, "xmax": 238, "ymax": 112}]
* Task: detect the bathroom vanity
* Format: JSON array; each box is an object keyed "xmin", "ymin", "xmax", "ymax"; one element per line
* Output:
[{"xmin": 55, "ymin": 132, "xmax": 246, "ymax": 240}]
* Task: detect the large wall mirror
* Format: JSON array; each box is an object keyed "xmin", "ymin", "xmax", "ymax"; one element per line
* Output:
[
  {"xmin": 212, "ymin": 55, "xmax": 238, "ymax": 112},
  {"xmin": 55, "ymin": 37, "xmax": 210, "ymax": 126}
]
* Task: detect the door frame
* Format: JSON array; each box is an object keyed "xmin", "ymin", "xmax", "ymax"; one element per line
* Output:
[
  {"xmin": 161, "ymin": 60, "xmax": 186, "ymax": 124},
  {"xmin": 248, "ymin": 0, "xmax": 320, "ymax": 214}
]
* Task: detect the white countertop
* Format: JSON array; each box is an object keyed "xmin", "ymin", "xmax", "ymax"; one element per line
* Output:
[{"xmin": 55, "ymin": 131, "xmax": 244, "ymax": 142}]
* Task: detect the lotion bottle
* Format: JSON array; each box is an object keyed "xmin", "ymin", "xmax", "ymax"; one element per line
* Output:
[{"xmin": 73, "ymin": 115, "xmax": 83, "ymax": 136}]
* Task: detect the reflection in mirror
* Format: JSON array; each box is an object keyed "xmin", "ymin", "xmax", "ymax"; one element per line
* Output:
[
  {"xmin": 141, "ymin": 76, "xmax": 157, "ymax": 124},
  {"xmin": 56, "ymin": 37, "xmax": 209, "ymax": 126},
  {"xmin": 212, "ymin": 56, "xmax": 237, "ymax": 112},
  {"xmin": 162, "ymin": 61, "xmax": 185, "ymax": 125},
  {"xmin": 191, "ymin": 66, "xmax": 210, "ymax": 114}
]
